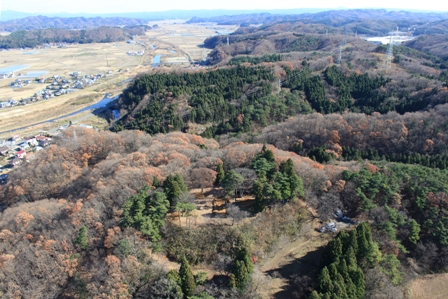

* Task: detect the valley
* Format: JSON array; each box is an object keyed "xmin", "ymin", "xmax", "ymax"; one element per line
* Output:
[{"xmin": 1, "ymin": 7, "xmax": 448, "ymax": 299}]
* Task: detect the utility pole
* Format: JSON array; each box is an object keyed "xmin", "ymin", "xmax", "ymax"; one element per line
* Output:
[
  {"xmin": 337, "ymin": 45, "xmax": 342, "ymax": 65},
  {"xmin": 385, "ymin": 35, "xmax": 393, "ymax": 69}
]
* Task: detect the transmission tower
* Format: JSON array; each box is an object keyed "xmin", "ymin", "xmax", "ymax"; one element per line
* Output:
[
  {"xmin": 385, "ymin": 36, "xmax": 394, "ymax": 69},
  {"xmin": 337, "ymin": 45, "xmax": 342, "ymax": 64},
  {"xmin": 227, "ymin": 37, "xmax": 230, "ymax": 46},
  {"xmin": 278, "ymin": 78, "xmax": 282, "ymax": 94}
]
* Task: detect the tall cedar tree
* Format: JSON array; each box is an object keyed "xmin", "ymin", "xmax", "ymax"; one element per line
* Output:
[
  {"xmin": 163, "ymin": 174, "xmax": 188, "ymax": 209},
  {"xmin": 179, "ymin": 257, "xmax": 196, "ymax": 297},
  {"xmin": 222, "ymin": 170, "xmax": 244, "ymax": 201},
  {"xmin": 216, "ymin": 163, "xmax": 225, "ymax": 185}
]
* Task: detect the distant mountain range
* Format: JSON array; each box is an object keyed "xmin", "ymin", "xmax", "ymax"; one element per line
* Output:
[
  {"xmin": 2, "ymin": 8, "xmax": 448, "ymax": 33},
  {"xmin": 187, "ymin": 9, "xmax": 448, "ymax": 27},
  {"xmin": 0, "ymin": 9, "xmax": 331, "ymax": 22},
  {"xmin": 0, "ymin": 16, "xmax": 147, "ymax": 32},
  {"xmin": 2, "ymin": 8, "xmax": 448, "ymax": 23}
]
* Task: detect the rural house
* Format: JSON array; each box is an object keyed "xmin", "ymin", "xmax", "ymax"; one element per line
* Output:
[
  {"xmin": 0, "ymin": 146, "xmax": 10, "ymax": 156},
  {"xmin": 16, "ymin": 149, "xmax": 26, "ymax": 159},
  {"xmin": 36, "ymin": 135, "xmax": 52, "ymax": 147}
]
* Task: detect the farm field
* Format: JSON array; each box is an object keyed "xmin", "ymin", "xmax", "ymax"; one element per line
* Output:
[
  {"xmin": 0, "ymin": 41, "xmax": 143, "ymax": 101},
  {"xmin": 146, "ymin": 22, "xmax": 238, "ymax": 63},
  {"xmin": 0, "ymin": 22, "xmax": 237, "ymax": 138}
]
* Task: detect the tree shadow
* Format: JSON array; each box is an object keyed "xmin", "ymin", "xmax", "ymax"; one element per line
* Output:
[{"xmin": 266, "ymin": 246, "xmax": 325, "ymax": 299}]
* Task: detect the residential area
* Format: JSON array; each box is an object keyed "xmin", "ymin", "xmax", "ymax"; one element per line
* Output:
[
  {"xmin": 0, "ymin": 134, "xmax": 53, "ymax": 182},
  {"xmin": 0, "ymin": 71, "xmax": 114, "ymax": 108}
]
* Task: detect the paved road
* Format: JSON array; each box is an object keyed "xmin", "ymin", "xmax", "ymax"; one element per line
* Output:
[{"xmin": 0, "ymin": 94, "xmax": 121, "ymax": 135}]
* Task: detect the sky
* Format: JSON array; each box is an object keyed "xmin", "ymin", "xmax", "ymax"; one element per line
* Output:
[{"xmin": 2, "ymin": 0, "xmax": 448, "ymax": 14}]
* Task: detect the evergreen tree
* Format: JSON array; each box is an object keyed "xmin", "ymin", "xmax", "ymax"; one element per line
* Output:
[
  {"xmin": 175, "ymin": 173, "xmax": 188, "ymax": 192},
  {"xmin": 322, "ymin": 293, "xmax": 331, "ymax": 299},
  {"xmin": 179, "ymin": 257, "xmax": 196, "ymax": 297},
  {"xmin": 345, "ymin": 247, "xmax": 358, "ymax": 272},
  {"xmin": 236, "ymin": 247, "xmax": 253, "ymax": 274},
  {"xmin": 232, "ymin": 260, "xmax": 249, "ymax": 288},
  {"xmin": 350, "ymin": 268, "xmax": 365, "ymax": 299},
  {"xmin": 253, "ymin": 179, "xmax": 266, "ymax": 212},
  {"xmin": 408, "ymin": 219, "xmax": 421, "ymax": 244},
  {"xmin": 164, "ymin": 175, "xmax": 182, "ymax": 208},
  {"xmin": 215, "ymin": 163, "xmax": 225, "ymax": 185},
  {"xmin": 309, "ymin": 291, "xmax": 321, "ymax": 299},
  {"xmin": 318, "ymin": 267, "xmax": 334, "ymax": 294},
  {"xmin": 228, "ymin": 274, "xmax": 237, "ymax": 289},
  {"xmin": 167, "ymin": 269, "xmax": 182, "ymax": 285},
  {"xmin": 356, "ymin": 223, "xmax": 369, "ymax": 258},
  {"xmin": 347, "ymin": 230, "xmax": 358, "ymax": 255},
  {"xmin": 74, "ymin": 226, "xmax": 88, "ymax": 249},
  {"xmin": 152, "ymin": 176, "xmax": 160, "ymax": 188},
  {"xmin": 222, "ymin": 170, "xmax": 244, "ymax": 201},
  {"xmin": 322, "ymin": 237, "xmax": 343, "ymax": 266}
]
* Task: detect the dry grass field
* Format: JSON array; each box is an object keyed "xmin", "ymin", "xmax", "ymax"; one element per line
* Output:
[
  {"xmin": 145, "ymin": 22, "xmax": 238, "ymax": 63},
  {"xmin": 0, "ymin": 42, "xmax": 143, "ymax": 100},
  {"xmin": 406, "ymin": 273, "xmax": 448, "ymax": 299},
  {"xmin": 0, "ymin": 22, "xmax": 237, "ymax": 139}
]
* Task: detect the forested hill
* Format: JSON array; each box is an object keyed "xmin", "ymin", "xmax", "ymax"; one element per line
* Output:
[
  {"xmin": 0, "ymin": 16, "xmax": 147, "ymax": 32},
  {"xmin": 0, "ymin": 26, "xmax": 149, "ymax": 49},
  {"xmin": 115, "ymin": 63, "xmax": 448, "ymax": 138},
  {"xmin": 187, "ymin": 9, "xmax": 448, "ymax": 33},
  {"xmin": 1, "ymin": 127, "xmax": 448, "ymax": 298},
  {"xmin": 115, "ymin": 66, "xmax": 312, "ymax": 135}
]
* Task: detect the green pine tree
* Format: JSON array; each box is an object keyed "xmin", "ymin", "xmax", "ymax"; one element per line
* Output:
[
  {"xmin": 253, "ymin": 179, "xmax": 266, "ymax": 213},
  {"xmin": 237, "ymin": 247, "xmax": 253, "ymax": 274},
  {"xmin": 179, "ymin": 257, "xmax": 196, "ymax": 297},
  {"xmin": 222, "ymin": 170, "xmax": 244, "ymax": 201},
  {"xmin": 167, "ymin": 269, "xmax": 182, "ymax": 285},
  {"xmin": 152, "ymin": 176, "xmax": 160, "ymax": 188},
  {"xmin": 74, "ymin": 226, "xmax": 88, "ymax": 249},
  {"xmin": 309, "ymin": 291, "xmax": 321, "ymax": 299},
  {"xmin": 175, "ymin": 173, "xmax": 188, "ymax": 192},
  {"xmin": 164, "ymin": 175, "xmax": 182, "ymax": 208},
  {"xmin": 216, "ymin": 163, "xmax": 225, "ymax": 185},
  {"xmin": 233, "ymin": 260, "xmax": 248, "ymax": 288},
  {"xmin": 350, "ymin": 268, "xmax": 365, "ymax": 299},
  {"xmin": 345, "ymin": 247, "xmax": 358, "ymax": 272},
  {"xmin": 318, "ymin": 267, "xmax": 334, "ymax": 294},
  {"xmin": 228, "ymin": 273, "xmax": 237, "ymax": 289}
]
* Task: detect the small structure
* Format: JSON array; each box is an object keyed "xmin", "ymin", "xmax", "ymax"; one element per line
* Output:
[
  {"xmin": 36, "ymin": 135, "xmax": 52, "ymax": 147},
  {"xmin": 0, "ymin": 146, "xmax": 10, "ymax": 156},
  {"xmin": 25, "ymin": 137, "xmax": 38, "ymax": 147},
  {"xmin": 10, "ymin": 157, "xmax": 23, "ymax": 167},
  {"xmin": 18, "ymin": 141, "xmax": 30, "ymax": 150},
  {"xmin": 16, "ymin": 149, "xmax": 26, "ymax": 159},
  {"xmin": 320, "ymin": 222, "xmax": 337, "ymax": 233},
  {"xmin": 0, "ymin": 102, "xmax": 11, "ymax": 108}
]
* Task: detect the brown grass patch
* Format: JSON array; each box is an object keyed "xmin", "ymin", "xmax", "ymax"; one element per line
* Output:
[{"xmin": 407, "ymin": 273, "xmax": 448, "ymax": 299}]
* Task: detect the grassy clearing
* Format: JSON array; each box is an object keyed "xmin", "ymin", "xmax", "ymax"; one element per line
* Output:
[
  {"xmin": 406, "ymin": 273, "xmax": 448, "ymax": 299},
  {"xmin": 69, "ymin": 95, "xmax": 95, "ymax": 105}
]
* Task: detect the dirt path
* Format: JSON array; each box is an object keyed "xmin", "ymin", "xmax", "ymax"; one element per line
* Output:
[{"xmin": 258, "ymin": 219, "xmax": 329, "ymax": 298}]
